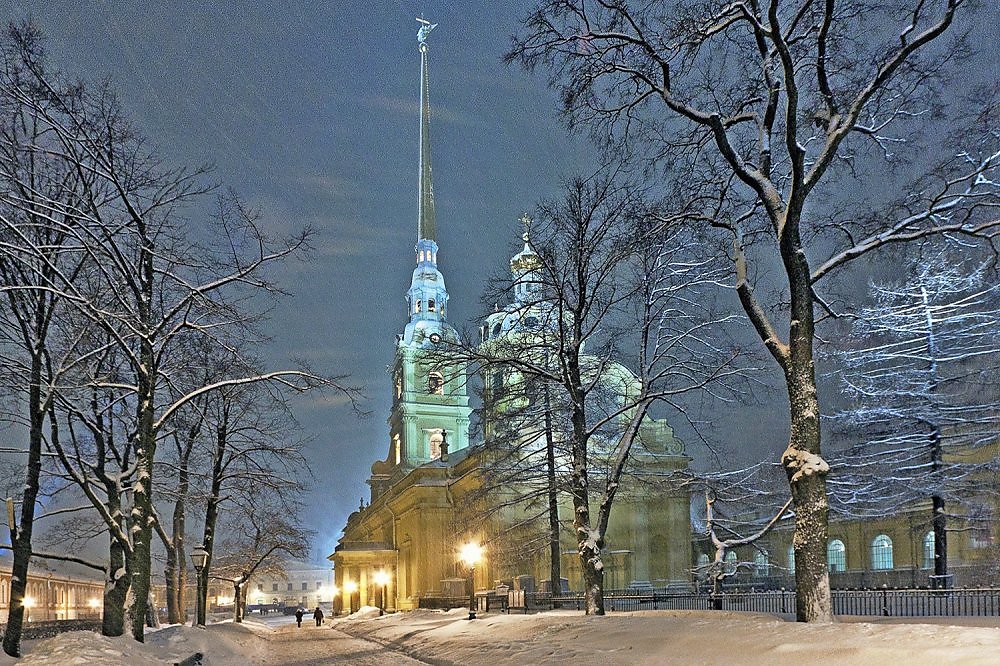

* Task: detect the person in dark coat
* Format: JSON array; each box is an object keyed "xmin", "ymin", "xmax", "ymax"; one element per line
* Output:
[
  {"xmin": 294, "ymin": 608, "xmax": 304, "ymax": 627},
  {"xmin": 313, "ymin": 606, "xmax": 324, "ymax": 626}
]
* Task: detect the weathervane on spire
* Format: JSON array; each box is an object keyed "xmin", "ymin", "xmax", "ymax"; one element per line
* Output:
[{"xmin": 416, "ymin": 17, "xmax": 437, "ymax": 47}]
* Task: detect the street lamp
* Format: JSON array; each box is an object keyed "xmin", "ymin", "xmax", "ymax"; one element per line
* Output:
[
  {"xmin": 343, "ymin": 580, "xmax": 358, "ymax": 615},
  {"xmin": 459, "ymin": 542, "xmax": 483, "ymax": 620},
  {"xmin": 373, "ymin": 570, "xmax": 391, "ymax": 616},
  {"xmin": 22, "ymin": 596, "xmax": 34, "ymax": 623},
  {"xmin": 190, "ymin": 545, "xmax": 209, "ymax": 627}
]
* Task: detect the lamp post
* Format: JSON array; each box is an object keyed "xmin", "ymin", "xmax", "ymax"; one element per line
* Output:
[
  {"xmin": 190, "ymin": 545, "xmax": 209, "ymax": 627},
  {"xmin": 343, "ymin": 580, "xmax": 358, "ymax": 615},
  {"xmin": 373, "ymin": 569, "xmax": 390, "ymax": 616},
  {"xmin": 459, "ymin": 542, "xmax": 483, "ymax": 620}
]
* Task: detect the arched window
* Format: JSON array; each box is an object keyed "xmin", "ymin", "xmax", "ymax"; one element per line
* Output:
[
  {"xmin": 922, "ymin": 531, "xmax": 935, "ymax": 569},
  {"xmin": 428, "ymin": 299, "xmax": 436, "ymax": 312},
  {"xmin": 724, "ymin": 550, "xmax": 737, "ymax": 575},
  {"xmin": 524, "ymin": 316, "xmax": 539, "ymax": 328},
  {"xmin": 697, "ymin": 553, "xmax": 710, "ymax": 569},
  {"xmin": 428, "ymin": 371, "xmax": 444, "ymax": 395},
  {"xmin": 827, "ymin": 539, "xmax": 846, "ymax": 573},
  {"xmin": 492, "ymin": 322, "xmax": 502, "ymax": 336},
  {"xmin": 414, "ymin": 300, "xmax": 421, "ymax": 314},
  {"xmin": 754, "ymin": 550, "xmax": 769, "ymax": 576},
  {"xmin": 871, "ymin": 534, "xmax": 894, "ymax": 570},
  {"xmin": 787, "ymin": 546, "xmax": 795, "ymax": 573}
]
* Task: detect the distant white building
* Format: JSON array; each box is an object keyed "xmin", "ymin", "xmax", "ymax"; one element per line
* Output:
[{"xmin": 249, "ymin": 561, "xmax": 334, "ymax": 609}]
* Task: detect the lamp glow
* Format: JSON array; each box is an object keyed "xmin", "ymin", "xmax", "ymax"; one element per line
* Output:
[
  {"xmin": 22, "ymin": 596, "xmax": 34, "ymax": 609},
  {"xmin": 344, "ymin": 580, "xmax": 358, "ymax": 594},
  {"xmin": 88, "ymin": 598, "xmax": 100, "ymax": 609},
  {"xmin": 459, "ymin": 542, "xmax": 483, "ymax": 567}
]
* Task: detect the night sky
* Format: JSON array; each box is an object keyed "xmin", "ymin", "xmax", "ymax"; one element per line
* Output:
[{"xmin": 2, "ymin": 2, "xmax": 594, "ymax": 561}]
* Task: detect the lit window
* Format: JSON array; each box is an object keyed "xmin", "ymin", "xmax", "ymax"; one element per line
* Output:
[
  {"xmin": 871, "ymin": 534, "xmax": 893, "ymax": 570},
  {"xmin": 753, "ymin": 550, "xmax": 769, "ymax": 576},
  {"xmin": 394, "ymin": 434, "xmax": 401, "ymax": 465},
  {"xmin": 922, "ymin": 531, "xmax": 935, "ymax": 569},
  {"xmin": 724, "ymin": 550, "xmax": 737, "ymax": 575},
  {"xmin": 428, "ymin": 371, "xmax": 444, "ymax": 395},
  {"xmin": 827, "ymin": 539, "xmax": 846, "ymax": 573},
  {"xmin": 787, "ymin": 546, "xmax": 795, "ymax": 573}
]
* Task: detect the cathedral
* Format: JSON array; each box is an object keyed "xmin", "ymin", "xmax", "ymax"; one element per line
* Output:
[{"xmin": 328, "ymin": 24, "xmax": 691, "ymax": 612}]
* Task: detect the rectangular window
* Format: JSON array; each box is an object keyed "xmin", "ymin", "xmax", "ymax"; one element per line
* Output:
[
  {"xmin": 272, "ymin": 583, "xmax": 278, "ymax": 592},
  {"xmin": 287, "ymin": 583, "xmax": 293, "ymax": 592},
  {"xmin": 302, "ymin": 582, "xmax": 308, "ymax": 591}
]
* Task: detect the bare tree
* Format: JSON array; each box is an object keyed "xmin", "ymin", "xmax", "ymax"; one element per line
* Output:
[
  {"xmin": 0, "ymin": 30, "xmax": 353, "ymax": 642},
  {"xmin": 0, "ymin": 23, "xmax": 96, "ymax": 656},
  {"xmin": 827, "ymin": 247, "xmax": 1000, "ymax": 586},
  {"xmin": 509, "ymin": 0, "xmax": 1000, "ymax": 621},
  {"xmin": 193, "ymin": 373, "xmax": 312, "ymax": 626},
  {"xmin": 458, "ymin": 173, "xmax": 749, "ymax": 614},
  {"xmin": 208, "ymin": 500, "xmax": 311, "ymax": 624}
]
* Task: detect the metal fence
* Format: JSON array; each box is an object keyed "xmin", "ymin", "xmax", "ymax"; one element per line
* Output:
[{"xmin": 544, "ymin": 587, "xmax": 1000, "ymax": 617}]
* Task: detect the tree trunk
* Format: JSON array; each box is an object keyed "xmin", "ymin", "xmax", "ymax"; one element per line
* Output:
[
  {"xmin": 543, "ymin": 382, "xmax": 561, "ymax": 597},
  {"xmin": 164, "ymin": 544, "xmax": 179, "ymax": 624},
  {"xmin": 784, "ymin": 338, "xmax": 833, "ymax": 622},
  {"xmin": 198, "ymin": 426, "xmax": 225, "ymax": 627},
  {"xmin": 780, "ymin": 213, "xmax": 833, "ymax": 623},
  {"xmin": 2, "ymin": 352, "xmax": 44, "ymax": 658},
  {"xmin": 233, "ymin": 581, "xmax": 243, "ymax": 623},
  {"xmin": 128, "ymin": 355, "xmax": 157, "ymax": 641},
  {"xmin": 931, "ymin": 429, "xmax": 948, "ymax": 585},
  {"xmin": 102, "ymin": 506, "xmax": 131, "ymax": 637},
  {"xmin": 569, "ymin": 381, "xmax": 604, "ymax": 614}
]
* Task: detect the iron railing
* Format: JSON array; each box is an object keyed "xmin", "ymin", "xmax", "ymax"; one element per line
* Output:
[{"xmin": 547, "ymin": 587, "xmax": 1000, "ymax": 617}]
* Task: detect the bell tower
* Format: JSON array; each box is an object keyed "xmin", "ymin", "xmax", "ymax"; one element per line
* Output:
[{"xmin": 371, "ymin": 21, "xmax": 470, "ymax": 500}]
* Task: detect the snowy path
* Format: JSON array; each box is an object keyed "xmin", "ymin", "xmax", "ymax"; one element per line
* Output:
[{"xmin": 259, "ymin": 621, "xmax": 432, "ymax": 666}]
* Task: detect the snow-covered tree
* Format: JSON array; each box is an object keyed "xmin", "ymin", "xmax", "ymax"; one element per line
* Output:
[
  {"xmin": 509, "ymin": 0, "xmax": 1000, "ymax": 621},
  {"xmin": 456, "ymin": 172, "xmax": 751, "ymax": 614},
  {"xmin": 0, "ymin": 23, "xmax": 353, "ymax": 645},
  {"xmin": 828, "ymin": 249, "xmax": 1000, "ymax": 585}
]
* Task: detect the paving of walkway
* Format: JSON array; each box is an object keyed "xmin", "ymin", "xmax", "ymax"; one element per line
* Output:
[{"xmin": 257, "ymin": 618, "xmax": 434, "ymax": 666}]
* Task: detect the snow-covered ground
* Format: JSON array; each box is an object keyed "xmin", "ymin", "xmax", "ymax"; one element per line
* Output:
[
  {"xmin": 332, "ymin": 607, "xmax": 1000, "ymax": 666},
  {"xmin": 3, "ymin": 607, "xmax": 999, "ymax": 664}
]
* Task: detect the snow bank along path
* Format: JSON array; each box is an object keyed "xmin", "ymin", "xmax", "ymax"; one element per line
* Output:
[{"xmin": 332, "ymin": 607, "xmax": 1000, "ymax": 666}]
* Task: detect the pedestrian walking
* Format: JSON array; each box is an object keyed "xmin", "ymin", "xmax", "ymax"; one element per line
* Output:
[
  {"xmin": 313, "ymin": 606, "xmax": 324, "ymax": 626},
  {"xmin": 294, "ymin": 608, "xmax": 303, "ymax": 628}
]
